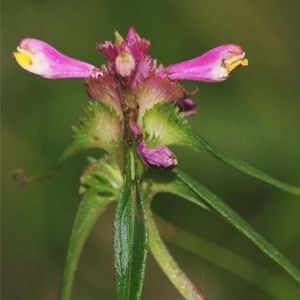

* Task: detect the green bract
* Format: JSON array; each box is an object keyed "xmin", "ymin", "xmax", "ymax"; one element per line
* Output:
[
  {"xmin": 142, "ymin": 102, "xmax": 190, "ymax": 147},
  {"xmin": 61, "ymin": 101, "xmax": 124, "ymax": 162}
]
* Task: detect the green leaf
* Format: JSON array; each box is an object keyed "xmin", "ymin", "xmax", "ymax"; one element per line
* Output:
[
  {"xmin": 59, "ymin": 190, "xmax": 114, "ymax": 300},
  {"xmin": 188, "ymin": 133, "xmax": 300, "ymax": 196},
  {"xmin": 158, "ymin": 216, "xmax": 300, "ymax": 300},
  {"xmin": 141, "ymin": 103, "xmax": 300, "ymax": 195},
  {"xmin": 113, "ymin": 149, "xmax": 148, "ymax": 300},
  {"xmin": 173, "ymin": 168, "xmax": 300, "ymax": 285},
  {"xmin": 148, "ymin": 169, "xmax": 210, "ymax": 211}
]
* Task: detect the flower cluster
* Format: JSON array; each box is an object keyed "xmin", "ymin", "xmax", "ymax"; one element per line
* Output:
[{"xmin": 14, "ymin": 27, "xmax": 248, "ymax": 169}]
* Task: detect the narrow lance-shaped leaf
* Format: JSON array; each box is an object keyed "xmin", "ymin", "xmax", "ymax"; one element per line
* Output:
[
  {"xmin": 142, "ymin": 102, "xmax": 300, "ymax": 196},
  {"xmin": 187, "ymin": 133, "xmax": 300, "ymax": 196},
  {"xmin": 113, "ymin": 149, "xmax": 148, "ymax": 300},
  {"xmin": 173, "ymin": 168, "xmax": 300, "ymax": 285},
  {"xmin": 148, "ymin": 169, "xmax": 210, "ymax": 211},
  {"xmin": 157, "ymin": 215, "xmax": 300, "ymax": 300},
  {"xmin": 59, "ymin": 190, "xmax": 114, "ymax": 300}
]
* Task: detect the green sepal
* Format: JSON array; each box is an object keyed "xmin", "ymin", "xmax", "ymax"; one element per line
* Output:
[
  {"xmin": 61, "ymin": 100, "xmax": 124, "ymax": 161},
  {"xmin": 142, "ymin": 102, "xmax": 191, "ymax": 147}
]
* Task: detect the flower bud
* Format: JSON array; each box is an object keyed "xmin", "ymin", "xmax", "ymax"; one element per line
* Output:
[
  {"xmin": 137, "ymin": 140, "xmax": 177, "ymax": 169},
  {"xmin": 115, "ymin": 50, "xmax": 136, "ymax": 77},
  {"xmin": 126, "ymin": 26, "xmax": 141, "ymax": 43},
  {"xmin": 176, "ymin": 98, "xmax": 197, "ymax": 116}
]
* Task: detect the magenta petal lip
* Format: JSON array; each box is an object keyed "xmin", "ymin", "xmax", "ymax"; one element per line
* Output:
[
  {"xmin": 14, "ymin": 38, "xmax": 100, "ymax": 79},
  {"xmin": 137, "ymin": 140, "xmax": 178, "ymax": 169},
  {"xmin": 162, "ymin": 44, "xmax": 248, "ymax": 82}
]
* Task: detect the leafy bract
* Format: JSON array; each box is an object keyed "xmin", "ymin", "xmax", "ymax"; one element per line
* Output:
[
  {"xmin": 79, "ymin": 157, "xmax": 123, "ymax": 197},
  {"xmin": 142, "ymin": 102, "xmax": 190, "ymax": 147},
  {"xmin": 61, "ymin": 101, "xmax": 124, "ymax": 161}
]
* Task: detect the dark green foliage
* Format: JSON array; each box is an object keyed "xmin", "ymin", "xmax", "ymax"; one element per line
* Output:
[{"xmin": 113, "ymin": 150, "xmax": 148, "ymax": 300}]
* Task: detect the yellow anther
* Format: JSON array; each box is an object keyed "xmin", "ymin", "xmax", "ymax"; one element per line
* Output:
[
  {"xmin": 13, "ymin": 49, "xmax": 33, "ymax": 67},
  {"xmin": 226, "ymin": 58, "xmax": 248, "ymax": 73}
]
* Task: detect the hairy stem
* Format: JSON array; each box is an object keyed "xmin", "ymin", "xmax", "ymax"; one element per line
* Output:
[{"xmin": 146, "ymin": 202, "xmax": 204, "ymax": 300}]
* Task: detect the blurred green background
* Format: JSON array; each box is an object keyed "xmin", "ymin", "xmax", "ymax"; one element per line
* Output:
[{"xmin": 2, "ymin": 0, "xmax": 300, "ymax": 299}]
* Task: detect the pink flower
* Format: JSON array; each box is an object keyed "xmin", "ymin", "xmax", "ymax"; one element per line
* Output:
[
  {"xmin": 14, "ymin": 38, "xmax": 100, "ymax": 79},
  {"xmin": 98, "ymin": 28, "xmax": 153, "ymax": 86},
  {"xmin": 176, "ymin": 98, "xmax": 197, "ymax": 116},
  {"xmin": 162, "ymin": 44, "xmax": 248, "ymax": 82},
  {"xmin": 13, "ymin": 28, "xmax": 248, "ymax": 169},
  {"xmin": 137, "ymin": 140, "xmax": 177, "ymax": 169}
]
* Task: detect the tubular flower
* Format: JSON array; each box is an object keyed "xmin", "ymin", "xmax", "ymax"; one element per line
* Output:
[
  {"xmin": 161, "ymin": 44, "xmax": 248, "ymax": 82},
  {"xmin": 13, "ymin": 38, "xmax": 101, "ymax": 79},
  {"xmin": 14, "ymin": 28, "xmax": 248, "ymax": 168}
]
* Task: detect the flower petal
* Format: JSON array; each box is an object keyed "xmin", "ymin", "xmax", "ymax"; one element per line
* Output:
[
  {"xmin": 137, "ymin": 139, "xmax": 177, "ymax": 169},
  {"xmin": 130, "ymin": 55, "xmax": 155, "ymax": 88},
  {"xmin": 162, "ymin": 44, "xmax": 248, "ymax": 82},
  {"xmin": 176, "ymin": 98, "xmax": 197, "ymax": 116},
  {"xmin": 14, "ymin": 38, "xmax": 100, "ymax": 79}
]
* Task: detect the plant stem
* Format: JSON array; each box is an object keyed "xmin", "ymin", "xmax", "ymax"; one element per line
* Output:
[{"xmin": 146, "ymin": 203, "xmax": 204, "ymax": 300}]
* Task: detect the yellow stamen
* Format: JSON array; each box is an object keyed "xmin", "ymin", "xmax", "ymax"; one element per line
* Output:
[
  {"xmin": 226, "ymin": 58, "xmax": 248, "ymax": 73},
  {"xmin": 13, "ymin": 49, "xmax": 33, "ymax": 67}
]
